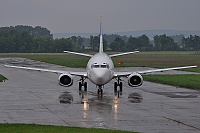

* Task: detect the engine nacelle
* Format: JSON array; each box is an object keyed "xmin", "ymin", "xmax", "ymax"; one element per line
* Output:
[
  {"xmin": 128, "ymin": 73, "xmax": 143, "ymax": 87},
  {"xmin": 58, "ymin": 74, "xmax": 73, "ymax": 87}
]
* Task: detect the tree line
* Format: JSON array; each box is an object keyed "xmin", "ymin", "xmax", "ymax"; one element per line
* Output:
[{"xmin": 0, "ymin": 25, "xmax": 200, "ymax": 53}]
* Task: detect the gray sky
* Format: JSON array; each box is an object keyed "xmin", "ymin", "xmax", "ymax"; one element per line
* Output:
[{"xmin": 1, "ymin": 0, "xmax": 200, "ymax": 33}]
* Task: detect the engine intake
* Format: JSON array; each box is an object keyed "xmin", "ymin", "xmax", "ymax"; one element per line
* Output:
[
  {"xmin": 128, "ymin": 73, "xmax": 143, "ymax": 87},
  {"xmin": 58, "ymin": 74, "xmax": 73, "ymax": 87}
]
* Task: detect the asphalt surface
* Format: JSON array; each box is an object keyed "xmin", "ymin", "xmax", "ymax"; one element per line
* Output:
[{"xmin": 0, "ymin": 58, "xmax": 200, "ymax": 133}]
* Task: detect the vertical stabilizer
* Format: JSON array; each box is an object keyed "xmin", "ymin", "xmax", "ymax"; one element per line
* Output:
[{"xmin": 99, "ymin": 16, "xmax": 103, "ymax": 53}]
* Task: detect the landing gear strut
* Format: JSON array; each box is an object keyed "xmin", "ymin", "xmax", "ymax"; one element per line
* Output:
[{"xmin": 79, "ymin": 77, "xmax": 87, "ymax": 91}]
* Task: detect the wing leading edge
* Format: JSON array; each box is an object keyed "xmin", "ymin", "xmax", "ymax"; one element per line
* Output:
[
  {"xmin": 4, "ymin": 65, "xmax": 87, "ymax": 77},
  {"xmin": 114, "ymin": 65, "xmax": 197, "ymax": 77}
]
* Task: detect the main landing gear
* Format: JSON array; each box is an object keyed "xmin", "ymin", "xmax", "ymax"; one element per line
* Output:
[
  {"xmin": 114, "ymin": 77, "xmax": 123, "ymax": 97},
  {"xmin": 114, "ymin": 77, "xmax": 123, "ymax": 92},
  {"xmin": 79, "ymin": 77, "xmax": 87, "ymax": 91}
]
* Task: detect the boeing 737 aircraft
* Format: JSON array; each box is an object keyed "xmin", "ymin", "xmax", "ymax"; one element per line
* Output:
[{"xmin": 5, "ymin": 17, "xmax": 197, "ymax": 94}]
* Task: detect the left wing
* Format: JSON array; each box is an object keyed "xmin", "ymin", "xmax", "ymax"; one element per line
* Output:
[
  {"xmin": 4, "ymin": 65, "xmax": 87, "ymax": 77},
  {"xmin": 114, "ymin": 65, "xmax": 197, "ymax": 77},
  {"xmin": 137, "ymin": 65, "xmax": 197, "ymax": 74}
]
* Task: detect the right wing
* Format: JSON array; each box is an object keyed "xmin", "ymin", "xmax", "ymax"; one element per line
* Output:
[{"xmin": 4, "ymin": 65, "xmax": 87, "ymax": 77}]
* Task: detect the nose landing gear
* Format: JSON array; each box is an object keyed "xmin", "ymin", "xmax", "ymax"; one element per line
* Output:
[{"xmin": 97, "ymin": 85, "xmax": 103, "ymax": 98}]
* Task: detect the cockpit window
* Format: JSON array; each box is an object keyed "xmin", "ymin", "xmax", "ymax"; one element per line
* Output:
[
  {"xmin": 91, "ymin": 63, "xmax": 109, "ymax": 69},
  {"xmin": 93, "ymin": 65, "xmax": 100, "ymax": 68},
  {"xmin": 101, "ymin": 65, "xmax": 107, "ymax": 68}
]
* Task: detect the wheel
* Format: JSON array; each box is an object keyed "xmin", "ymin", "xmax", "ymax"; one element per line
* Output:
[
  {"xmin": 119, "ymin": 82, "xmax": 123, "ymax": 92},
  {"xmin": 114, "ymin": 82, "xmax": 118, "ymax": 91},
  {"xmin": 97, "ymin": 87, "xmax": 103, "ymax": 95},
  {"xmin": 84, "ymin": 82, "xmax": 87, "ymax": 91},
  {"xmin": 79, "ymin": 82, "xmax": 82, "ymax": 91}
]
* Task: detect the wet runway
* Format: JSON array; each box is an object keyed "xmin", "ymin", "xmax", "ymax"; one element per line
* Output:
[{"xmin": 0, "ymin": 58, "xmax": 200, "ymax": 133}]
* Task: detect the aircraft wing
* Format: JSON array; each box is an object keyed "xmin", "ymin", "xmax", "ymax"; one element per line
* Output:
[
  {"xmin": 137, "ymin": 66, "xmax": 197, "ymax": 74},
  {"xmin": 4, "ymin": 65, "xmax": 87, "ymax": 77},
  {"xmin": 114, "ymin": 65, "xmax": 197, "ymax": 77}
]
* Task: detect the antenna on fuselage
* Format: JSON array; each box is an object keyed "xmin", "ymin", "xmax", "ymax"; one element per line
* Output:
[{"xmin": 99, "ymin": 16, "xmax": 103, "ymax": 54}]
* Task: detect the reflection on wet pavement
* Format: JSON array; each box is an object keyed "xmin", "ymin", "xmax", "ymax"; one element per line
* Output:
[
  {"xmin": 128, "ymin": 92, "xmax": 143, "ymax": 103},
  {"xmin": 58, "ymin": 89, "xmax": 144, "ymax": 129},
  {"xmin": 59, "ymin": 91, "xmax": 73, "ymax": 104}
]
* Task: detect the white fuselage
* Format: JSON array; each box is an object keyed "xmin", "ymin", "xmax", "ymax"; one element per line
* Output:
[{"xmin": 86, "ymin": 53, "xmax": 114, "ymax": 86}]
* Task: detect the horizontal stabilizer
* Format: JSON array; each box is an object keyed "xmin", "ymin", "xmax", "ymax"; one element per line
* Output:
[
  {"xmin": 63, "ymin": 51, "xmax": 93, "ymax": 57},
  {"xmin": 109, "ymin": 51, "xmax": 139, "ymax": 58}
]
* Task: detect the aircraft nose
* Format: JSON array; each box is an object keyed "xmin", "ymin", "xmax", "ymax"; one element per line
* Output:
[{"xmin": 93, "ymin": 69, "xmax": 110, "ymax": 85}]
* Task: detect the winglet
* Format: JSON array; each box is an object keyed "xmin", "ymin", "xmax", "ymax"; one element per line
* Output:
[{"xmin": 99, "ymin": 16, "xmax": 103, "ymax": 53}]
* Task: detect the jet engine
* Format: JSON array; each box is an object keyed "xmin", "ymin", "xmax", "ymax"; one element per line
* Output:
[
  {"xmin": 58, "ymin": 74, "xmax": 73, "ymax": 87},
  {"xmin": 128, "ymin": 73, "xmax": 143, "ymax": 87}
]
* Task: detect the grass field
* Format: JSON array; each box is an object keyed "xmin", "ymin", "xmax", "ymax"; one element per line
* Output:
[
  {"xmin": 0, "ymin": 74, "xmax": 6, "ymax": 81},
  {"xmin": 143, "ymin": 74, "xmax": 200, "ymax": 90},
  {"xmin": 0, "ymin": 124, "xmax": 135, "ymax": 133},
  {"xmin": 113, "ymin": 51, "xmax": 200, "ymax": 72}
]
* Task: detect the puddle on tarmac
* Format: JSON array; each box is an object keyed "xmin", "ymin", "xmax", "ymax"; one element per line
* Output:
[
  {"xmin": 59, "ymin": 91, "xmax": 73, "ymax": 104},
  {"xmin": 128, "ymin": 92, "xmax": 143, "ymax": 103}
]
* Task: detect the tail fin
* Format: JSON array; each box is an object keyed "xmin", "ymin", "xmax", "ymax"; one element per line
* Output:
[{"xmin": 99, "ymin": 16, "xmax": 103, "ymax": 53}]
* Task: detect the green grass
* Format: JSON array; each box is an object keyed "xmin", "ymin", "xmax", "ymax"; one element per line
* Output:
[
  {"xmin": 0, "ymin": 74, "xmax": 7, "ymax": 81},
  {"xmin": 0, "ymin": 124, "xmax": 135, "ymax": 133},
  {"xmin": 143, "ymin": 74, "xmax": 200, "ymax": 90},
  {"xmin": 113, "ymin": 52, "xmax": 200, "ymax": 72}
]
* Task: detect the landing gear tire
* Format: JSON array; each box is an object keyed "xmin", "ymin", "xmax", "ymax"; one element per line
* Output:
[
  {"xmin": 79, "ymin": 82, "xmax": 82, "ymax": 91},
  {"xmin": 114, "ymin": 82, "xmax": 117, "ymax": 91},
  {"xmin": 84, "ymin": 82, "xmax": 87, "ymax": 91},
  {"xmin": 119, "ymin": 82, "xmax": 123, "ymax": 92}
]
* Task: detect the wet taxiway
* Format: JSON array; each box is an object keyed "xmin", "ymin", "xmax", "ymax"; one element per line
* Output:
[{"xmin": 0, "ymin": 58, "xmax": 200, "ymax": 133}]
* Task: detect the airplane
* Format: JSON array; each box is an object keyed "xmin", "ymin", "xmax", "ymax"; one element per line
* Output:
[{"xmin": 5, "ymin": 17, "xmax": 197, "ymax": 95}]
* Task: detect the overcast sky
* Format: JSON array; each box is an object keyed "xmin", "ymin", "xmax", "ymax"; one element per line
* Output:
[{"xmin": 1, "ymin": 0, "xmax": 200, "ymax": 33}]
